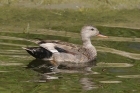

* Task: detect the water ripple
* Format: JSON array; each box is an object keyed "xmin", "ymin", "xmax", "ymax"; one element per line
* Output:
[
  {"xmin": 117, "ymin": 75, "xmax": 140, "ymax": 78},
  {"xmin": 97, "ymin": 62, "xmax": 133, "ymax": 67}
]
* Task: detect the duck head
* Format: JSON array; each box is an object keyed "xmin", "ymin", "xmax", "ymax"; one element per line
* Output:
[{"xmin": 81, "ymin": 25, "xmax": 108, "ymax": 39}]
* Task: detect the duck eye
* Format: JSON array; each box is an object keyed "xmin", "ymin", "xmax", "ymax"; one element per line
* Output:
[{"xmin": 91, "ymin": 28, "xmax": 94, "ymax": 31}]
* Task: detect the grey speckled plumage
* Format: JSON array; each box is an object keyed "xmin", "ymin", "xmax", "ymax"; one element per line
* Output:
[{"xmin": 23, "ymin": 25, "xmax": 108, "ymax": 67}]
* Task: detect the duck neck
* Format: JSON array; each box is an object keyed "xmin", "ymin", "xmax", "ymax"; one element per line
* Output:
[
  {"xmin": 82, "ymin": 37, "xmax": 92, "ymax": 47},
  {"xmin": 82, "ymin": 37, "xmax": 97, "ymax": 60}
]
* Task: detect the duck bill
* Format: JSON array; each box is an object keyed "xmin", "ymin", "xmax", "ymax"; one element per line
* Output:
[{"xmin": 97, "ymin": 34, "xmax": 108, "ymax": 38}]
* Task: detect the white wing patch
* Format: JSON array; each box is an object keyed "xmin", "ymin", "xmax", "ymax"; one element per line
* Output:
[{"xmin": 40, "ymin": 43, "xmax": 58, "ymax": 53}]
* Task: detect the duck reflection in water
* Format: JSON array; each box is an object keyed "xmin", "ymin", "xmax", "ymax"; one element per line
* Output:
[
  {"xmin": 26, "ymin": 58, "xmax": 97, "ymax": 75},
  {"xmin": 26, "ymin": 59, "xmax": 98, "ymax": 90}
]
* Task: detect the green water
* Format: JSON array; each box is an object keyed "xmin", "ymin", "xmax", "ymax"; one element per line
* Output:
[{"xmin": 0, "ymin": 26, "xmax": 140, "ymax": 93}]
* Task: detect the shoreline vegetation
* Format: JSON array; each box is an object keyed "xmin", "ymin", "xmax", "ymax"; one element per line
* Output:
[
  {"xmin": 0, "ymin": 0, "xmax": 139, "ymax": 29},
  {"xmin": 0, "ymin": 0, "xmax": 140, "ymax": 9}
]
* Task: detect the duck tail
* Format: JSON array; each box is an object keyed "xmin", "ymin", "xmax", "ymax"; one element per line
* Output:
[{"xmin": 22, "ymin": 47, "xmax": 52, "ymax": 59}]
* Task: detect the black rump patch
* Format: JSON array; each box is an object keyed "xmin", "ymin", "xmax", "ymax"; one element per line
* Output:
[{"xmin": 25, "ymin": 47, "xmax": 52, "ymax": 59}]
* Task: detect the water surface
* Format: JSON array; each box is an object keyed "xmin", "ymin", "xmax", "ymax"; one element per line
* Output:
[{"xmin": 0, "ymin": 27, "xmax": 140, "ymax": 93}]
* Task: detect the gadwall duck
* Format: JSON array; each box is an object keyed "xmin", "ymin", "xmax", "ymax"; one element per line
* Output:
[{"xmin": 23, "ymin": 26, "xmax": 108, "ymax": 67}]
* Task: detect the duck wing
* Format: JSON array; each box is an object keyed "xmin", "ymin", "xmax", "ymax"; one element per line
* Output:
[
  {"xmin": 37, "ymin": 39, "xmax": 81, "ymax": 55},
  {"xmin": 23, "ymin": 39, "xmax": 79, "ymax": 58}
]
